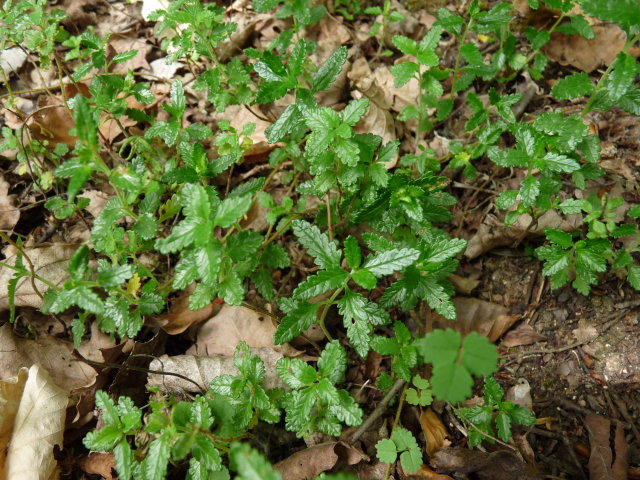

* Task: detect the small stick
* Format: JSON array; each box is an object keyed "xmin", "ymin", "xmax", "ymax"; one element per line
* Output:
[{"xmin": 349, "ymin": 378, "xmax": 405, "ymax": 444}]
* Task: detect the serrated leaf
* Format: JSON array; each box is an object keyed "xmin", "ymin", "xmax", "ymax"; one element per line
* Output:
[
  {"xmin": 317, "ymin": 340, "xmax": 346, "ymax": 384},
  {"xmin": 400, "ymin": 447, "xmax": 422, "ymax": 474},
  {"xmin": 545, "ymin": 228, "xmax": 574, "ymax": 248},
  {"xmin": 214, "ymin": 195, "xmax": 252, "ymax": 228},
  {"xmin": 230, "ymin": 442, "xmax": 282, "ymax": 480},
  {"xmin": 293, "ymin": 268, "xmax": 348, "ymax": 300},
  {"xmin": 363, "ymin": 248, "xmax": 420, "ymax": 277},
  {"xmin": 507, "ymin": 403, "xmax": 536, "ymax": 426},
  {"xmin": 392, "ymin": 35, "xmax": 417, "ymax": 55},
  {"xmin": 275, "ymin": 301, "xmax": 321, "ymax": 344},
  {"xmin": 343, "ymin": 235, "xmax": 361, "ymax": 269},
  {"xmin": 351, "ymin": 269, "xmax": 377, "ymax": 290},
  {"xmin": 375, "ymin": 438, "xmax": 397, "ymax": 463},
  {"xmin": 520, "ymin": 175, "xmax": 540, "ymax": 206},
  {"xmin": 391, "ymin": 62, "xmax": 419, "ymax": 87},
  {"xmin": 312, "ymin": 46, "xmax": 347, "ymax": 93},
  {"xmin": 98, "ymin": 263, "xmax": 135, "ymax": 288},
  {"xmin": 551, "ymin": 72, "xmax": 593, "ymax": 100},
  {"xmin": 338, "ymin": 289, "xmax": 390, "ymax": 357},
  {"xmin": 262, "ymin": 243, "xmax": 291, "ymax": 268},
  {"xmin": 291, "ymin": 220, "xmax": 341, "ymax": 269},
  {"xmin": 496, "ymin": 411, "xmax": 512, "ymax": 441},
  {"xmin": 341, "ymin": 98, "xmax": 369, "ymax": 126},
  {"xmin": 629, "ymin": 265, "xmax": 640, "ymax": 290},
  {"xmin": 542, "ymin": 153, "xmax": 581, "ymax": 173},
  {"xmin": 580, "ymin": 0, "xmax": 640, "ymax": 31},
  {"xmin": 496, "ymin": 190, "xmax": 519, "ymax": 209}
]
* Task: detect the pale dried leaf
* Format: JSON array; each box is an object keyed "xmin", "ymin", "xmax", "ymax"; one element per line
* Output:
[
  {"xmin": 0, "ymin": 244, "xmax": 78, "ymax": 310},
  {"xmin": 79, "ymin": 453, "xmax": 116, "ymax": 480},
  {"xmin": 0, "ymin": 47, "xmax": 27, "ymax": 77},
  {"xmin": 501, "ymin": 324, "xmax": 545, "ymax": 347},
  {"xmin": 0, "ymin": 174, "xmax": 20, "ymax": 230},
  {"xmin": 0, "ymin": 324, "xmax": 96, "ymax": 392},
  {"xmin": 77, "ymin": 190, "xmax": 111, "ymax": 218},
  {"xmin": 6, "ymin": 364, "xmax": 67, "ymax": 480},
  {"xmin": 108, "ymin": 34, "xmax": 152, "ymax": 73},
  {"xmin": 140, "ymin": 0, "xmax": 170, "ymax": 21},
  {"xmin": 187, "ymin": 304, "xmax": 299, "ymax": 357},
  {"xmin": 505, "ymin": 379, "xmax": 533, "ymax": 410},
  {"xmin": 274, "ymin": 441, "xmax": 366, "ymax": 480},
  {"xmin": 148, "ymin": 349, "xmax": 286, "ymax": 392},
  {"xmin": 0, "ymin": 368, "xmax": 29, "ymax": 474},
  {"xmin": 465, "ymin": 210, "xmax": 582, "ymax": 259}
]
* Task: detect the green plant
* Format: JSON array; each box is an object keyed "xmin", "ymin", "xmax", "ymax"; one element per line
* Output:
[
  {"xmin": 364, "ymin": 0, "xmax": 405, "ymax": 57},
  {"xmin": 1, "ymin": 0, "xmax": 640, "ymax": 477},
  {"xmin": 376, "ymin": 426, "xmax": 423, "ymax": 474},
  {"xmin": 456, "ymin": 376, "xmax": 536, "ymax": 447}
]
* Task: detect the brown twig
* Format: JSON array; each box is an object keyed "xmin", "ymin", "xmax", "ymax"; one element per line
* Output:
[{"xmin": 349, "ymin": 378, "xmax": 405, "ymax": 444}]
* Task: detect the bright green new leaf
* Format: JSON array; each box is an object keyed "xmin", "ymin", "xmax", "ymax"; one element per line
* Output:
[
  {"xmin": 461, "ymin": 332, "xmax": 498, "ymax": 377},
  {"xmin": 550, "ymin": 72, "xmax": 593, "ymax": 100}
]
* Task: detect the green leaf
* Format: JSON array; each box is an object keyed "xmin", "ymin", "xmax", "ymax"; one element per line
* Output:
[
  {"xmin": 262, "ymin": 243, "xmax": 291, "ymax": 268},
  {"xmin": 483, "ymin": 376, "xmax": 503, "ymax": 406},
  {"xmin": 496, "ymin": 190, "xmax": 519, "ymax": 209},
  {"xmin": 113, "ymin": 440, "xmax": 134, "ymax": 480},
  {"xmin": 338, "ymin": 289, "xmax": 390, "ymax": 357},
  {"xmin": 351, "ymin": 269, "xmax": 377, "ymax": 290},
  {"xmin": 431, "ymin": 362, "xmax": 473, "ymax": 403},
  {"xmin": 392, "ymin": 35, "xmax": 417, "ymax": 55},
  {"xmin": 230, "ymin": 442, "xmax": 282, "ymax": 480},
  {"xmin": 415, "ymin": 328, "xmax": 460, "ymax": 367},
  {"xmin": 341, "ymin": 98, "xmax": 369, "ymax": 126},
  {"xmin": 98, "ymin": 263, "xmax": 135, "ymax": 288},
  {"xmin": 545, "ymin": 228, "xmax": 574, "ymax": 248},
  {"xmin": 293, "ymin": 268, "xmax": 348, "ymax": 300},
  {"xmin": 142, "ymin": 435, "xmax": 170, "ymax": 480},
  {"xmin": 375, "ymin": 438, "xmax": 397, "ymax": 463},
  {"xmin": 507, "ymin": 403, "xmax": 536, "ymax": 426},
  {"xmin": 275, "ymin": 301, "xmax": 321, "ymax": 344},
  {"xmin": 343, "ymin": 236, "xmax": 361, "ymax": 269},
  {"xmin": 133, "ymin": 213, "xmax": 158, "ymax": 239},
  {"xmin": 218, "ymin": 272, "xmax": 244, "ymax": 305},
  {"xmin": 551, "ymin": 72, "xmax": 593, "ymax": 100},
  {"xmin": 496, "ymin": 411, "xmax": 512, "ymax": 441},
  {"xmin": 520, "ymin": 175, "xmax": 540, "ymax": 206},
  {"xmin": 291, "ymin": 220, "xmax": 341, "ymax": 270},
  {"xmin": 312, "ymin": 46, "xmax": 348, "ymax": 93},
  {"xmin": 363, "ymin": 248, "xmax": 420, "ymax": 277},
  {"xmin": 399, "ymin": 447, "xmax": 422, "ymax": 474},
  {"xmin": 629, "ymin": 265, "xmax": 640, "ymax": 290},
  {"xmin": 541, "ymin": 153, "xmax": 580, "ymax": 173},
  {"xmin": 461, "ymin": 332, "xmax": 498, "ymax": 376},
  {"xmin": 607, "ymin": 52, "xmax": 638, "ymax": 100},
  {"xmin": 317, "ymin": 339, "xmax": 347, "ymax": 384},
  {"xmin": 580, "ymin": 0, "xmax": 640, "ymax": 31},
  {"xmin": 391, "ymin": 61, "xmax": 419, "ymax": 87},
  {"xmin": 214, "ymin": 195, "xmax": 252, "ymax": 228}
]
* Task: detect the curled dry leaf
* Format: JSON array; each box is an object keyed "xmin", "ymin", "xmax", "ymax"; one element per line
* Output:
[
  {"xmin": 0, "ymin": 244, "xmax": 78, "ymax": 311},
  {"xmin": 419, "ymin": 408, "xmax": 451, "ymax": 457},
  {"xmin": 186, "ymin": 304, "xmax": 300, "ymax": 357},
  {"xmin": 148, "ymin": 349, "xmax": 286, "ymax": 392},
  {"xmin": 0, "ymin": 174, "xmax": 20, "ymax": 231},
  {"xmin": 0, "ymin": 324, "xmax": 97, "ymax": 393},
  {"xmin": 0, "ymin": 368, "xmax": 28, "ymax": 473},
  {"xmin": 434, "ymin": 297, "xmax": 519, "ymax": 343},
  {"xmin": 5, "ymin": 364, "xmax": 68, "ymax": 480},
  {"xmin": 465, "ymin": 210, "xmax": 582, "ymax": 259},
  {"xmin": 79, "ymin": 453, "xmax": 116, "ymax": 480},
  {"xmin": 501, "ymin": 324, "xmax": 546, "ymax": 347},
  {"xmin": 409, "ymin": 465, "xmax": 454, "ymax": 480}
]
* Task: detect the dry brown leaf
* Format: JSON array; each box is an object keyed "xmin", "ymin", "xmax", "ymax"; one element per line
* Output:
[
  {"xmin": 5, "ymin": 364, "xmax": 67, "ymax": 480},
  {"xmin": 148, "ymin": 349, "xmax": 286, "ymax": 392},
  {"xmin": 465, "ymin": 209, "xmax": 582, "ymax": 259},
  {"xmin": 187, "ymin": 304, "xmax": 299, "ymax": 357},
  {"xmin": 99, "ymin": 95, "xmax": 147, "ymax": 144},
  {"xmin": 585, "ymin": 415, "xmax": 628, "ymax": 480},
  {"xmin": 430, "ymin": 447, "xmax": 544, "ymax": 480},
  {"xmin": 0, "ymin": 324, "xmax": 96, "ymax": 393},
  {"xmin": 419, "ymin": 408, "xmax": 451, "ymax": 457},
  {"xmin": 434, "ymin": 297, "xmax": 519, "ymax": 343},
  {"xmin": 77, "ymin": 323, "xmax": 118, "ymax": 364},
  {"xmin": 505, "ymin": 379, "xmax": 533, "ymax": 410},
  {"xmin": 108, "ymin": 34, "xmax": 152, "ymax": 73},
  {"xmin": 544, "ymin": 26, "xmax": 626, "ymax": 73},
  {"xmin": 410, "ymin": 465, "xmax": 454, "ymax": 480},
  {"xmin": 147, "ymin": 283, "xmax": 221, "ymax": 335},
  {"xmin": 79, "ymin": 453, "xmax": 116, "ymax": 480},
  {"xmin": 273, "ymin": 441, "xmax": 366, "ymax": 480},
  {"xmin": 0, "ymin": 244, "xmax": 78, "ymax": 311},
  {"xmin": 0, "ymin": 174, "xmax": 20, "ymax": 231},
  {"xmin": 572, "ymin": 320, "xmax": 599, "ymax": 344},
  {"xmin": 501, "ymin": 324, "xmax": 546, "ymax": 347}
]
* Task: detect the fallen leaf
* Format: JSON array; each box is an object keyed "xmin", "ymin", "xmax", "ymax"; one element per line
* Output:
[
  {"xmin": 187, "ymin": 304, "xmax": 299, "ymax": 357},
  {"xmin": 430, "ymin": 447, "xmax": 543, "ymax": 480},
  {"xmin": 585, "ymin": 415, "xmax": 628, "ymax": 480},
  {"xmin": 0, "ymin": 324, "xmax": 96, "ymax": 393},
  {"xmin": 501, "ymin": 324, "xmax": 546, "ymax": 347},
  {"xmin": 148, "ymin": 349, "xmax": 286, "ymax": 392},
  {"xmin": 108, "ymin": 34, "xmax": 152, "ymax": 73},
  {"xmin": 148, "ymin": 285, "xmax": 222, "ymax": 335},
  {"xmin": 273, "ymin": 441, "xmax": 366, "ymax": 480},
  {"xmin": 419, "ymin": 408, "xmax": 451, "ymax": 457},
  {"xmin": 0, "ymin": 174, "xmax": 20, "ymax": 231},
  {"xmin": 0, "ymin": 244, "xmax": 78, "ymax": 311},
  {"xmin": 79, "ymin": 453, "xmax": 116, "ymax": 480},
  {"xmin": 465, "ymin": 210, "xmax": 582, "ymax": 259},
  {"xmin": 0, "ymin": 368, "xmax": 28, "ymax": 474},
  {"xmin": 434, "ymin": 297, "xmax": 519, "ymax": 343},
  {"xmin": 0, "ymin": 47, "xmax": 27, "ymax": 77},
  {"xmin": 410, "ymin": 465, "xmax": 454, "ymax": 480},
  {"xmin": 140, "ymin": 0, "xmax": 170, "ymax": 21},
  {"xmin": 5, "ymin": 364, "xmax": 67, "ymax": 480}
]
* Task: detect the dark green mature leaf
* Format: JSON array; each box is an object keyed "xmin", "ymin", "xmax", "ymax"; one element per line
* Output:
[
  {"xmin": 215, "ymin": 195, "xmax": 252, "ymax": 228},
  {"xmin": 275, "ymin": 301, "xmax": 322, "ymax": 344},
  {"xmin": 293, "ymin": 268, "xmax": 348, "ymax": 300},
  {"xmin": 338, "ymin": 289, "xmax": 390, "ymax": 357},
  {"xmin": 343, "ymin": 236, "xmax": 361, "ymax": 269},
  {"xmin": 580, "ymin": 0, "xmax": 640, "ymax": 31},
  {"xmin": 363, "ymin": 248, "xmax": 420, "ymax": 276},
  {"xmin": 230, "ymin": 442, "xmax": 283, "ymax": 480},
  {"xmin": 312, "ymin": 46, "xmax": 347, "ymax": 93},
  {"xmin": 317, "ymin": 340, "xmax": 347, "ymax": 384},
  {"xmin": 292, "ymin": 220, "xmax": 341, "ymax": 269},
  {"xmin": 391, "ymin": 61, "xmax": 419, "ymax": 87},
  {"xmin": 551, "ymin": 72, "xmax": 593, "ymax": 100}
]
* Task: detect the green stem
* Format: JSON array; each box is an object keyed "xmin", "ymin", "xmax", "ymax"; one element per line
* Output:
[
  {"xmin": 317, "ymin": 286, "xmax": 345, "ymax": 341},
  {"xmin": 382, "ymin": 382, "xmax": 409, "ymax": 480},
  {"xmin": 450, "ymin": 17, "xmax": 474, "ymax": 97}
]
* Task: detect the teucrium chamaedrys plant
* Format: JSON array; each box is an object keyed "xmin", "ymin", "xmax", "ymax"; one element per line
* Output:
[{"xmin": 2, "ymin": 0, "xmax": 640, "ymax": 477}]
